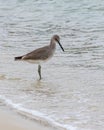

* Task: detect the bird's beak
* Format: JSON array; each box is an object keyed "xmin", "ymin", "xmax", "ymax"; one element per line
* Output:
[{"xmin": 57, "ymin": 40, "xmax": 64, "ymax": 52}]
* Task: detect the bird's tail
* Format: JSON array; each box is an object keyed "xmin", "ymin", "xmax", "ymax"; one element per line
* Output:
[{"xmin": 14, "ymin": 56, "xmax": 22, "ymax": 60}]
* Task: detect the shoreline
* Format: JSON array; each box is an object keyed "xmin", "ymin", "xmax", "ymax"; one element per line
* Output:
[{"xmin": 0, "ymin": 108, "xmax": 55, "ymax": 130}]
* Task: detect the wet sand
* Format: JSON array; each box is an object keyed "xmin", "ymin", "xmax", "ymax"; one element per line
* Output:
[{"xmin": 0, "ymin": 109, "xmax": 54, "ymax": 130}]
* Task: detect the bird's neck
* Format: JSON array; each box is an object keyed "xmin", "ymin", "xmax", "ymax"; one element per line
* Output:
[{"xmin": 50, "ymin": 39, "xmax": 56, "ymax": 50}]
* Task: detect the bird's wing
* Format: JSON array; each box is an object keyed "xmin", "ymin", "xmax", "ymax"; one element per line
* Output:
[{"xmin": 22, "ymin": 46, "xmax": 50, "ymax": 60}]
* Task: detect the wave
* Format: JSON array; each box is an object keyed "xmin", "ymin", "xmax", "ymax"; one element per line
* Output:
[{"xmin": 0, "ymin": 95, "xmax": 76, "ymax": 130}]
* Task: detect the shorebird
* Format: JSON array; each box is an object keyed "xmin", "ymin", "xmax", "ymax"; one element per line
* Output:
[{"xmin": 15, "ymin": 35, "xmax": 64, "ymax": 80}]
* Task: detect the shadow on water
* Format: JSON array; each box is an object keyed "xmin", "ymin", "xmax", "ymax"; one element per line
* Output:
[
  {"xmin": 0, "ymin": 74, "xmax": 6, "ymax": 80},
  {"xmin": 30, "ymin": 79, "xmax": 58, "ymax": 96}
]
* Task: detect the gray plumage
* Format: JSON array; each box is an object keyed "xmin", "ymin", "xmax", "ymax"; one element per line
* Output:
[{"xmin": 15, "ymin": 35, "xmax": 64, "ymax": 80}]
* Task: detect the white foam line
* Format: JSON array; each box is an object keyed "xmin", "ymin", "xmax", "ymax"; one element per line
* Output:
[{"xmin": 0, "ymin": 95, "xmax": 77, "ymax": 130}]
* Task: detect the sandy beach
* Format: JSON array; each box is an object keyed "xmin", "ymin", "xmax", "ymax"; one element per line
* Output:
[{"xmin": 0, "ymin": 109, "xmax": 54, "ymax": 130}]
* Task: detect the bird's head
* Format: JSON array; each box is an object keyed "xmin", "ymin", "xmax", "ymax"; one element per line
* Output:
[{"xmin": 52, "ymin": 35, "xmax": 64, "ymax": 52}]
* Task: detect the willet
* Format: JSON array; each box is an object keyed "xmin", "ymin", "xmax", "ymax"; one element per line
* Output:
[{"xmin": 15, "ymin": 35, "xmax": 64, "ymax": 80}]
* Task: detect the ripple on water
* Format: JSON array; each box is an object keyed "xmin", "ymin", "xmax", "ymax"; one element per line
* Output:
[{"xmin": 0, "ymin": 0, "xmax": 104, "ymax": 130}]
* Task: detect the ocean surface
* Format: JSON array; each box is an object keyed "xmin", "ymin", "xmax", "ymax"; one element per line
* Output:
[{"xmin": 0, "ymin": 0, "xmax": 104, "ymax": 130}]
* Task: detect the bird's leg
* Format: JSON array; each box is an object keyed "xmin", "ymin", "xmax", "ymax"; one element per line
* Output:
[{"xmin": 38, "ymin": 64, "xmax": 41, "ymax": 80}]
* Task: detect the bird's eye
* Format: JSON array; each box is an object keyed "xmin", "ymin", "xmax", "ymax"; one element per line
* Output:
[{"xmin": 55, "ymin": 37, "xmax": 58, "ymax": 41}]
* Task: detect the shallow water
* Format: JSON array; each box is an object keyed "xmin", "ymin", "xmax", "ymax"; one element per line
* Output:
[{"xmin": 0, "ymin": 0, "xmax": 104, "ymax": 130}]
